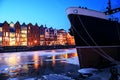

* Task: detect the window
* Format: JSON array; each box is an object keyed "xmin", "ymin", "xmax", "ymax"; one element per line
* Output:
[
  {"xmin": 17, "ymin": 38, "xmax": 19, "ymax": 41},
  {"xmin": 21, "ymin": 42, "xmax": 27, "ymax": 46},
  {"xmin": 10, "ymin": 37, "xmax": 15, "ymax": 41},
  {"xmin": 4, "ymin": 32, "xmax": 5, "ymax": 36},
  {"xmin": 28, "ymin": 26, "xmax": 30, "ymax": 29},
  {"xmin": 0, "ymin": 27, "xmax": 2, "ymax": 32},
  {"xmin": 21, "ymin": 34, "xmax": 27, "ymax": 37},
  {"xmin": 21, "ymin": 30, "xmax": 27, "ymax": 34},
  {"xmin": 0, "ymin": 37, "xmax": 2, "ymax": 42},
  {"xmin": 20, "ymin": 38, "xmax": 27, "ymax": 42},
  {"xmin": 10, "ymin": 33, "xmax": 15, "ymax": 37},
  {"xmin": 10, "ymin": 41, "xmax": 15, "ymax": 46},
  {"xmin": 6, "ymin": 32, "xmax": 8, "ymax": 37},
  {"xmin": 5, "ymin": 37, "xmax": 9, "ymax": 41}
]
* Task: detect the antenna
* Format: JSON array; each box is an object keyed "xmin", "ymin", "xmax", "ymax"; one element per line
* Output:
[
  {"xmin": 104, "ymin": 0, "xmax": 120, "ymax": 15},
  {"xmin": 108, "ymin": 0, "xmax": 111, "ymax": 11}
]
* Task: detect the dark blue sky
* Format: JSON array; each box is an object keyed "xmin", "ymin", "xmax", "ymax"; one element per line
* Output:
[{"xmin": 0, "ymin": 0, "xmax": 120, "ymax": 31}]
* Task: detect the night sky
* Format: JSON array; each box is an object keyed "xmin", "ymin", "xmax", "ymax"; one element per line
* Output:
[{"xmin": 0, "ymin": 0, "xmax": 120, "ymax": 31}]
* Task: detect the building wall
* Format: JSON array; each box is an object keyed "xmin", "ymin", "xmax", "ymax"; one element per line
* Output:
[
  {"xmin": 2, "ymin": 21, "xmax": 10, "ymax": 46},
  {"xmin": 27, "ymin": 23, "xmax": 33, "ymax": 46},
  {"xmin": 57, "ymin": 29, "xmax": 67, "ymax": 45},
  {"xmin": 15, "ymin": 22, "xmax": 21, "ymax": 46},
  {"xmin": 67, "ymin": 33, "xmax": 75, "ymax": 45},
  {"xmin": 39, "ymin": 25, "xmax": 46, "ymax": 46},
  {"xmin": 9, "ymin": 22, "xmax": 16, "ymax": 46},
  {"xmin": 49, "ymin": 28, "xmax": 55, "ymax": 46},
  {"xmin": 0, "ymin": 21, "xmax": 74, "ymax": 47},
  {"xmin": 45, "ymin": 28, "xmax": 50, "ymax": 46},
  {"xmin": 0, "ymin": 24, "xmax": 3, "ymax": 46},
  {"xmin": 27, "ymin": 23, "xmax": 40, "ymax": 46},
  {"xmin": 33, "ymin": 24, "xmax": 40, "ymax": 46},
  {"xmin": 20, "ymin": 23, "xmax": 27, "ymax": 46}
]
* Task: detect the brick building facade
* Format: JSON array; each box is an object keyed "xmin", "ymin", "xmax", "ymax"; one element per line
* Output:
[{"xmin": 0, "ymin": 21, "xmax": 75, "ymax": 46}]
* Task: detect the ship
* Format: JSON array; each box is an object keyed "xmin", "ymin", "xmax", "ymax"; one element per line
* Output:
[{"xmin": 66, "ymin": 0, "xmax": 120, "ymax": 68}]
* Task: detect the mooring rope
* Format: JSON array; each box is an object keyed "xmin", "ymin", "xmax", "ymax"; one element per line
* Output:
[{"xmin": 69, "ymin": 14, "xmax": 120, "ymax": 65}]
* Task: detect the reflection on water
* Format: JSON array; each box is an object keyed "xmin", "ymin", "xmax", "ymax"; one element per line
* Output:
[
  {"xmin": 0, "ymin": 48, "xmax": 79, "ymax": 79},
  {"xmin": 6, "ymin": 54, "xmax": 21, "ymax": 66},
  {"xmin": 33, "ymin": 52, "xmax": 39, "ymax": 69},
  {"xmin": 52, "ymin": 55, "xmax": 55, "ymax": 66}
]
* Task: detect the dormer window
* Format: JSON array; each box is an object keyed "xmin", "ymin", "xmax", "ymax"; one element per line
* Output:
[
  {"xmin": 28, "ymin": 26, "xmax": 30, "ymax": 29},
  {"xmin": 10, "ymin": 22, "xmax": 14, "ymax": 28}
]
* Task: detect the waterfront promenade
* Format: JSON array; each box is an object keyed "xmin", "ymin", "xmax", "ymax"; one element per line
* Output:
[{"xmin": 0, "ymin": 45, "xmax": 75, "ymax": 53}]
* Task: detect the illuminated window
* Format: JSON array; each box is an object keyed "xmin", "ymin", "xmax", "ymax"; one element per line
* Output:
[
  {"xmin": 10, "ymin": 37, "xmax": 15, "ymax": 41},
  {"xmin": 0, "ymin": 27, "xmax": 2, "ymax": 32},
  {"xmin": 0, "ymin": 37, "xmax": 2, "ymax": 42},
  {"xmin": 17, "ymin": 38, "xmax": 19, "ymax": 41},
  {"xmin": 18, "ymin": 34, "xmax": 20, "ymax": 37},
  {"xmin": 34, "ymin": 40, "xmax": 37, "ymax": 43},
  {"xmin": 20, "ymin": 38, "xmax": 27, "ymax": 42},
  {"xmin": 16, "ymin": 33, "xmax": 17, "ymax": 36},
  {"xmin": 10, "ymin": 33, "xmax": 15, "ymax": 37},
  {"xmin": 21, "ymin": 34, "xmax": 27, "ymax": 37},
  {"xmin": 16, "ymin": 33, "xmax": 20, "ymax": 37},
  {"xmin": 6, "ymin": 32, "xmax": 8, "ymax": 37},
  {"xmin": 5, "ymin": 37, "xmax": 9, "ymax": 41},
  {"xmin": 21, "ymin": 30, "xmax": 27, "ymax": 34},
  {"xmin": 28, "ymin": 26, "xmax": 30, "ymax": 29},
  {"xmin": 10, "ymin": 41, "xmax": 15, "ymax": 46},
  {"xmin": 40, "ymin": 35, "xmax": 43, "ymax": 37},
  {"xmin": 21, "ymin": 42, "xmax": 27, "ymax": 46},
  {"xmin": 4, "ymin": 32, "xmax": 5, "ymax": 36}
]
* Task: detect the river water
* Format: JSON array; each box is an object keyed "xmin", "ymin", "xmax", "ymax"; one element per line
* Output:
[{"xmin": 0, "ymin": 48, "xmax": 80, "ymax": 79}]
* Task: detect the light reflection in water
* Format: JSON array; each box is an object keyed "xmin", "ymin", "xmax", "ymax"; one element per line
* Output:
[
  {"xmin": 65, "ymin": 53, "xmax": 68, "ymax": 59},
  {"xmin": 40, "ymin": 57, "xmax": 43, "ymax": 67},
  {"xmin": 73, "ymin": 53, "xmax": 78, "ymax": 57},
  {"xmin": 23, "ymin": 64, "xmax": 29, "ymax": 71},
  {"xmin": 52, "ymin": 55, "xmax": 55, "ymax": 66},
  {"xmin": 52, "ymin": 50, "xmax": 55, "ymax": 53},
  {"xmin": 51, "ymin": 50, "xmax": 56, "ymax": 66},
  {"xmin": 2, "ymin": 49, "xmax": 78, "ymax": 69},
  {"xmin": 33, "ymin": 52, "xmax": 39, "ymax": 69},
  {"xmin": 5, "ymin": 54, "xmax": 21, "ymax": 66},
  {"xmin": 0, "ymin": 48, "xmax": 79, "ymax": 79}
]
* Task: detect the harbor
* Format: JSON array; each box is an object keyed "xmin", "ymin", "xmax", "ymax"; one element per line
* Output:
[
  {"xmin": 0, "ymin": 0, "xmax": 120, "ymax": 80},
  {"xmin": 0, "ymin": 45, "xmax": 75, "ymax": 53},
  {"xmin": 0, "ymin": 48, "xmax": 120, "ymax": 80}
]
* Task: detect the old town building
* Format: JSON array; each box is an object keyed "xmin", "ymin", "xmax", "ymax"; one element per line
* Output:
[
  {"xmin": 0, "ymin": 21, "xmax": 75, "ymax": 46},
  {"xmin": 15, "ymin": 21, "xmax": 21, "ymax": 46}
]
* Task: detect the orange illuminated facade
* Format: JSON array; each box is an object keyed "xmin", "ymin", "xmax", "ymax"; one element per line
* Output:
[
  {"xmin": 2, "ymin": 21, "xmax": 10, "ymax": 46},
  {"xmin": 27, "ymin": 23, "xmax": 40, "ymax": 46},
  {"xmin": 0, "ymin": 24, "xmax": 2, "ymax": 46},
  {"xmin": 57, "ymin": 29, "xmax": 67, "ymax": 45},
  {"xmin": 20, "ymin": 23, "xmax": 27, "ymax": 46},
  {"xmin": 39, "ymin": 25, "xmax": 46, "ymax": 46},
  {"xmin": 67, "ymin": 33, "xmax": 75, "ymax": 45},
  {"xmin": 0, "ymin": 21, "xmax": 75, "ymax": 46},
  {"xmin": 34, "ymin": 24, "xmax": 40, "ymax": 46},
  {"xmin": 15, "ymin": 21, "xmax": 21, "ymax": 46}
]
